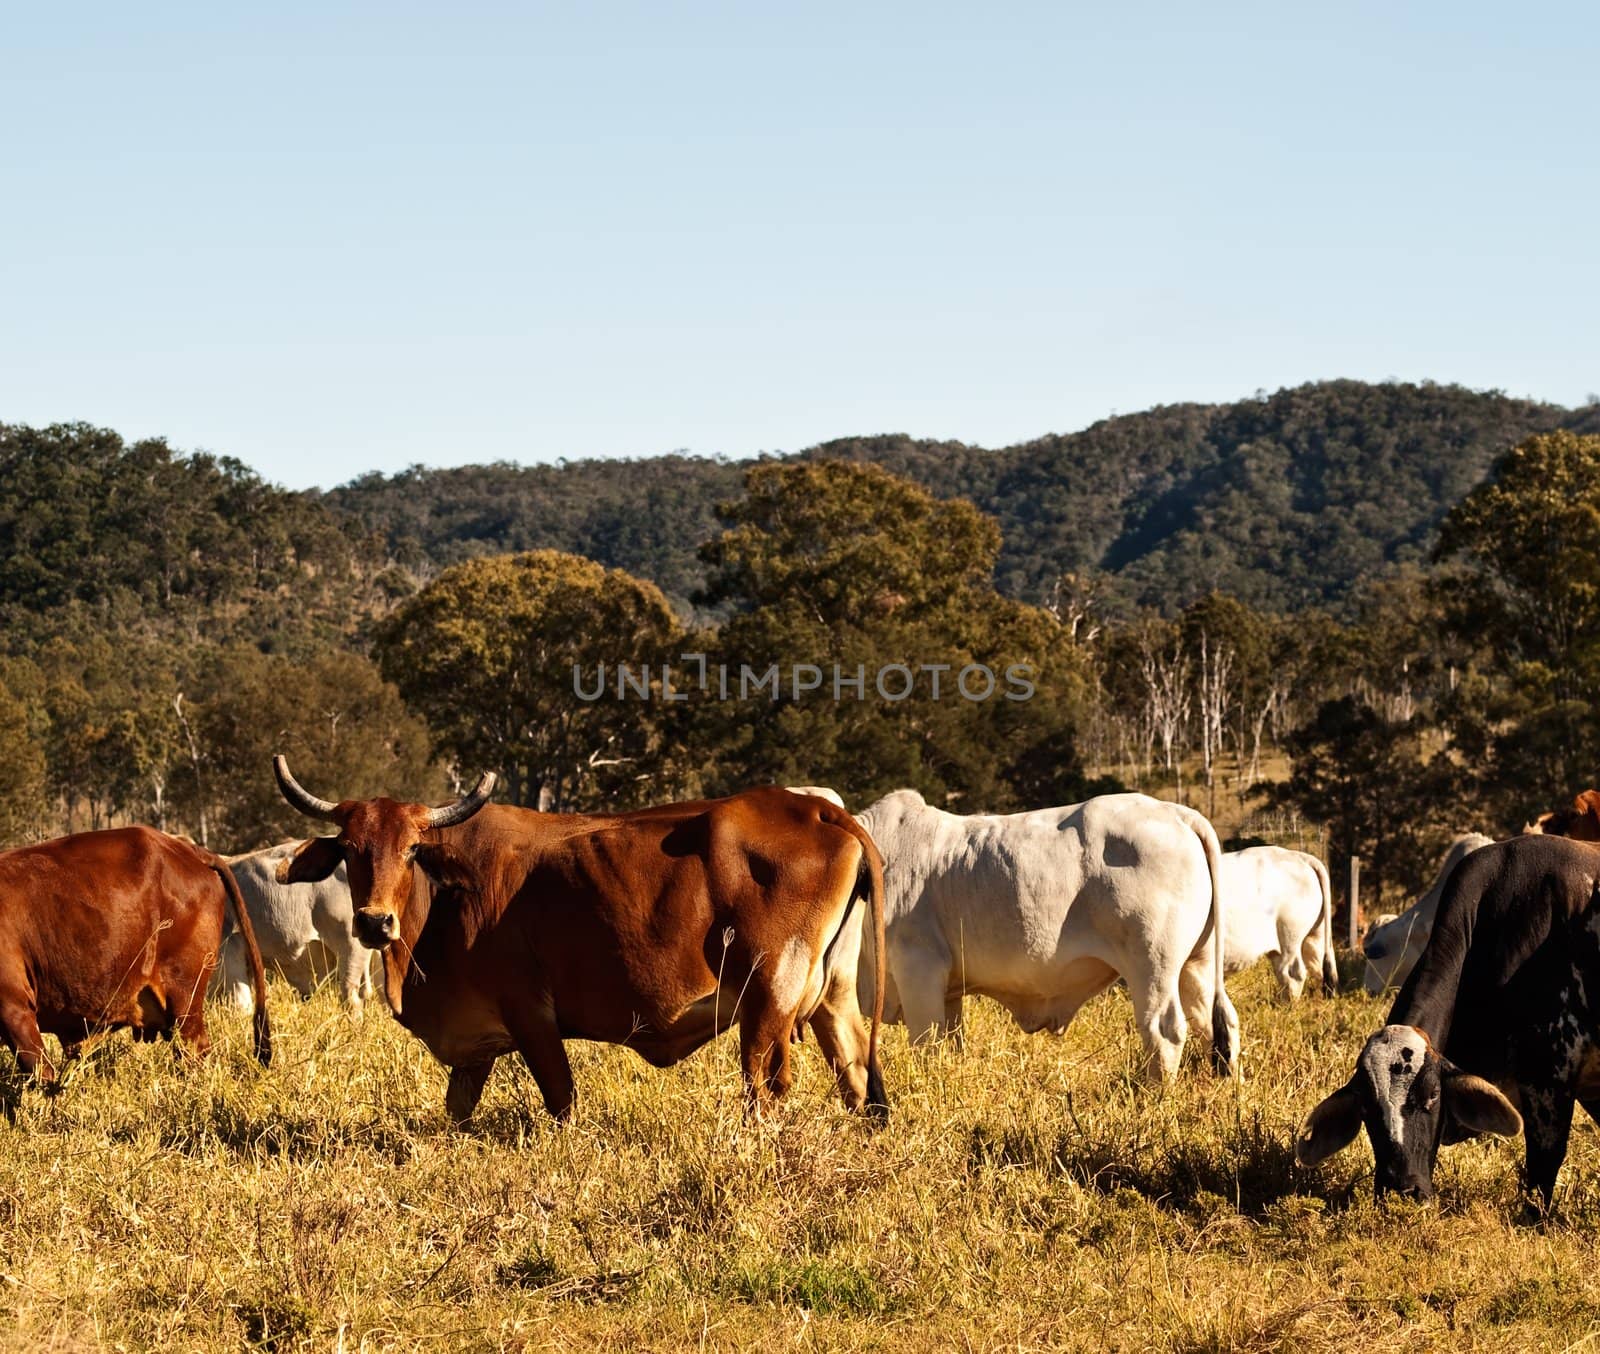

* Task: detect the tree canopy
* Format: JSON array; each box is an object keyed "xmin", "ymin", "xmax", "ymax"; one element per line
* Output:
[{"xmin": 373, "ymin": 551, "xmax": 685, "ymax": 810}]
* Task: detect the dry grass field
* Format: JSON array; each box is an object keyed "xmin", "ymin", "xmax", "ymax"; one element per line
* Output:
[{"xmin": 1, "ymin": 960, "xmax": 1599, "ymax": 1352}]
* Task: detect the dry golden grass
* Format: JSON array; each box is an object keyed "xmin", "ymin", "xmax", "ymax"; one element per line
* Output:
[{"xmin": 0, "ymin": 961, "xmax": 1598, "ymax": 1351}]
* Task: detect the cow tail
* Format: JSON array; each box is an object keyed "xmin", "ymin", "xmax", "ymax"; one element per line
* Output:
[
  {"xmin": 837, "ymin": 815, "xmax": 889, "ymax": 1123},
  {"xmin": 1309, "ymin": 854, "xmax": 1338, "ymax": 996},
  {"xmin": 209, "ymin": 859, "xmax": 272, "ymax": 1067},
  {"xmin": 1185, "ymin": 809, "xmax": 1236, "ymax": 1077}
]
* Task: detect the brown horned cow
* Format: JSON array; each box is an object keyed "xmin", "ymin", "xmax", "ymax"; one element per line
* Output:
[
  {"xmin": 0, "ymin": 827, "xmax": 271, "ymax": 1080},
  {"xmin": 272, "ymin": 758, "xmax": 888, "ymax": 1125}
]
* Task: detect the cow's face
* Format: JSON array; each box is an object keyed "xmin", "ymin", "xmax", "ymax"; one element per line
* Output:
[
  {"xmin": 272, "ymin": 757, "xmax": 496, "ymax": 952},
  {"xmin": 1296, "ymin": 1025, "xmax": 1522, "ymax": 1201},
  {"xmin": 286, "ymin": 799, "xmax": 437, "ymax": 950}
]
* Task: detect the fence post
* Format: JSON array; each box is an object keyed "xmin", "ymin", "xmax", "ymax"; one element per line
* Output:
[{"xmin": 1348, "ymin": 855, "xmax": 1361, "ymax": 951}]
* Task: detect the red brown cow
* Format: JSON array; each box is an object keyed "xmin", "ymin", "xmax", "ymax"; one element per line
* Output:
[
  {"xmin": 0, "ymin": 827, "xmax": 271, "ymax": 1080},
  {"xmin": 272, "ymin": 758, "xmax": 887, "ymax": 1125}
]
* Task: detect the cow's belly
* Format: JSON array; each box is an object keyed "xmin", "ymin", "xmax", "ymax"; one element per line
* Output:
[
  {"xmin": 924, "ymin": 859, "xmax": 1209, "ymax": 982},
  {"xmin": 403, "ymin": 994, "xmax": 516, "ymax": 1069},
  {"xmin": 1223, "ymin": 907, "xmax": 1281, "ymax": 971},
  {"xmin": 986, "ymin": 957, "xmax": 1121, "ymax": 1033},
  {"xmin": 599, "ymin": 989, "xmax": 739, "ymax": 1068}
]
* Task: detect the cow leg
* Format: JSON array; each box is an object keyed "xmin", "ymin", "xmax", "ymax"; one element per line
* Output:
[
  {"xmin": 213, "ymin": 935, "xmax": 255, "ymax": 1013},
  {"xmin": 808, "ymin": 979, "xmax": 889, "ymax": 1123},
  {"xmin": 1128, "ymin": 980, "xmax": 1186, "ymax": 1083},
  {"xmin": 1521, "ymin": 1085, "xmax": 1575, "ymax": 1213},
  {"xmin": 174, "ymin": 1006, "xmax": 212, "ymax": 1061},
  {"xmin": 1178, "ymin": 961, "xmax": 1239, "ymax": 1075},
  {"xmin": 738, "ymin": 1004, "xmax": 797, "ymax": 1118},
  {"xmin": 279, "ymin": 947, "xmax": 319, "ymax": 1000},
  {"xmin": 445, "ymin": 1061, "xmax": 495, "ymax": 1126},
  {"xmin": 1272, "ymin": 949, "xmax": 1308, "ymax": 1004},
  {"xmin": 889, "ymin": 939, "xmax": 954, "ymax": 1046},
  {"xmin": 1266, "ymin": 914, "xmax": 1308, "ymax": 1003},
  {"xmin": 0, "ymin": 997, "xmax": 53, "ymax": 1085},
  {"xmin": 942, "ymin": 994, "xmax": 967, "ymax": 1050},
  {"xmin": 505, "ymin": 1001, "xmax": 577, "ymax": 1122},
  {"xmin": 335, "ymin": 935, "xmax": 370, "ymax": 1015},
  {"xmin": 172, "ymin": 981, "xmax": 213, "ymax": 1062},
  {"xmin": 1299, "ymin": 926, "xmax": 1327, "ymax": 1000}
]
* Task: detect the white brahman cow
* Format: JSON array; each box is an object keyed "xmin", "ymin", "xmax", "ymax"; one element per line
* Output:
[
  {"xmin": 212, "ymin": 841, "xmax": 375, "ymax": 1013},
  {"xmin": 855, "ymin": 789, "xmax": 1238, "ymax": 1081},
  {"xmin": 1219, "ymin": 846, "xmax": 1336, "ymax": 1000},
  {"xmin": 1360, "ymin": 833, "xmax": 1494, "ymax": 993}
]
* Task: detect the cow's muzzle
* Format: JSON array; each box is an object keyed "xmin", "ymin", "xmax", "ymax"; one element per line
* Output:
[
  {"xmin": 1375, "ymin": 1172, "xmax": 1434, "ymax": 1204},
  {"xmin": 354, "ymin": 909, "xmax": 399, "ymax": 949}
]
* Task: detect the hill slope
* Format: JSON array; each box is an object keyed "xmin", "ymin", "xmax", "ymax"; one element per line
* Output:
[
  {"xmin": 0, "ymin": 422, "xmax": 389, "ymax": 654},
  {"xmin": 323, "ymin": 380, "xmax": 1589, "ymax": 613}
]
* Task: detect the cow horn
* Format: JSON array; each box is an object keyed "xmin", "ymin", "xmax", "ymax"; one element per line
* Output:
[
  {"xmin": 273, "ymin": 756, "xmax": 340, "ymax": 821},
  {"xmin": 425, "ymin": 772, "xmax": 497, "ymax": 829}
]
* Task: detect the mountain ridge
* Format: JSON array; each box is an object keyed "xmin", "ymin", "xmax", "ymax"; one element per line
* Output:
[{"xmin": 327, "ymin": 379, "xmax": 1595, "ymax": 614}]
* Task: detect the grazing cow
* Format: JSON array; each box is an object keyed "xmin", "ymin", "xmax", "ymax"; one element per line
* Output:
[
  {"xmin": 1219, "ymin": 846, "xmax": 1337, "ymax": 1000},
  {"xmin": 854, "ymin": 789, "xmax": 1237, "ymax": 1081},
  {"xmin": 1361, "ymin": 834, "xmax": 1495, "ymax": 994},
  {"xmin": 1528, "ymin": 789, "xmax": 1600, "ymax": 840},
  {"xmin": 0, "ymin": 827, "xmax": 271, "ymax": 1079},
  {"xmin": 211, "ymin": 843, "xmax": 374, "ymax": 1014},
  {"xmin": 1297, "ymin": 832, "xmax": 1600, "ymax": 1206},
  {"xmin": 272, "ymin": 760, "xmax": 888, "ymax": 1124}
]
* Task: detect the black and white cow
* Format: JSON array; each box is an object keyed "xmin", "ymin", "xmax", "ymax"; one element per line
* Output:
[{"xmin": 1297, "ymin": 832, "xmax": 1600, "ymax": 1207}]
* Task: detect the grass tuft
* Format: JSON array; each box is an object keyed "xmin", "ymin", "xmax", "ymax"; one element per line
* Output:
[{"xmin": 723, "ymin": 1258, "xmax": 891, "ymax": 1315}]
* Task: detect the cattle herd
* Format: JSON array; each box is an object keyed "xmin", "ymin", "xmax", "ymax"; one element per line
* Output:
[{"xmin": 8, "ymin": 764, "xmax": 1600, "ymax": 1213}]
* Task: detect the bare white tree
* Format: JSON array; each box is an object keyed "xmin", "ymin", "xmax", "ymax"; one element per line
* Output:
[
  {"xmin": 1138, "ymin": 633, "xmax": 1191, "ymax": 794},
  {"xmin": 1047, "ymin": 571, "xmax": 1105, "ymax": 646},
  {"xmin": 1244, "ymin": 677, "xmax": 1289, "ymax": 792},
  {"xmin": 1195, "ymin": 631, "xmax": 1235, "ymax": 820}
]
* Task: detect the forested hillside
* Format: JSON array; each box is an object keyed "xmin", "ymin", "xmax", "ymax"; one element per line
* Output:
[
  {"xmin": 325, "ymin": 457, "xmax": 744, "ymax": 610},
  {"xmin": 329, "ymin": 381, "xmax": 1593, "ymax": 613},
  {"xmin": 0, "ymin": 423, "xmax": 403, "ymax": 653}
]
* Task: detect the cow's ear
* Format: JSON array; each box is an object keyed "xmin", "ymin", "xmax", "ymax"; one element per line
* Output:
[
  {"xmin": 278, "ymin": 836, "xmax": 343, "ymax": 884},
  {"xmin": 1444, "ymin": 1071, "xmax": 1522, "ymax": 1138},
  {"xmin": 411, "ymin": 841, "xmax": 474, "ymax": 891},
  {"xmin": 1296, "ymin": 1082, "xmax": 1363, "ymax": 1166}
]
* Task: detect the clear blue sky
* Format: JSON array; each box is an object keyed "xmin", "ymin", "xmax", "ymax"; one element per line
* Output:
[{"xmin": 3, "ymin": 3, "xmax": 1596, "ymax": 490}]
